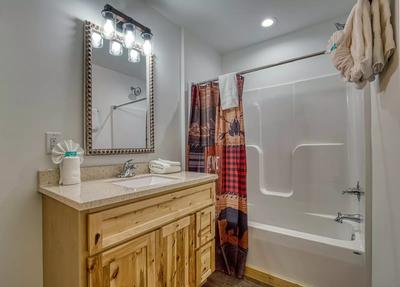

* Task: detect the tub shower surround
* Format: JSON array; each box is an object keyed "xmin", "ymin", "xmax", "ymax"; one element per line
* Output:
[{"xmin": 241, "ymin": 54, "xmax": 367, "ymax": 287}]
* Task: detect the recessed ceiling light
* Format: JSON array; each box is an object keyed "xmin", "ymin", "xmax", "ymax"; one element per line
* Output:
[{"xmin": 261, "ymin": 18, "xmax": 276, "ymax": 28}]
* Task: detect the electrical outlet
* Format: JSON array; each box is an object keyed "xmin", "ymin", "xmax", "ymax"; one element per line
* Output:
[{"xmin": 46, "ymin": 132, "xmax": 62, "ymax": 154}]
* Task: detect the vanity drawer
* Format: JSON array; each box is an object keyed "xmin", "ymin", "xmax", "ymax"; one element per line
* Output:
[
  {"xmin": 88, "ymin": 182, "xmax": 215, "ymax": 255},
  {"xmin": 196, "ymin": 206, "xmax": 215, "ymax": 248},
  {"xmin": 196, "ymin": 241, "xmax": 215, "ymax": 286}
]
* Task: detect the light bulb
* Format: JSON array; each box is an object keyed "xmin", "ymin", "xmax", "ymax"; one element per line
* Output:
[
  {"xmin": 102, "ymin": 11, "xmax": 115, "ymax": 39},
  {"xmin": 109, "ymin": 40, "xmax": 123, "ymax": 56},
  {"xmin": 123, "ymin": 23, "xmax": 135, "ymax": 49},
  {"xmin": 128, "ymin": 49, "xmax": 141, "ymax": 63},
  {"xmin": 143, "ymin": 40, "xmax": 152, "ymax": 56},
  {"xmin": 141, "ymin": 32, "xmax": 153, "ymax": 56},
  {"xmin": 91, "ymin": 31, "xmax": 103, "ymax": 48}
]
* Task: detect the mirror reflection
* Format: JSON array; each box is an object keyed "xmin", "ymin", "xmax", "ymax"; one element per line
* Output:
[{"xmin": 91, "ymin": 37, "xmax": 148, "ymax": 150}]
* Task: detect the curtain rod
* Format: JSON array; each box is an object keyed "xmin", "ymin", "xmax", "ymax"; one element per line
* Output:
[{"xmin": 195, "ymin": 50, "xmax": 327, "ymax": 86}]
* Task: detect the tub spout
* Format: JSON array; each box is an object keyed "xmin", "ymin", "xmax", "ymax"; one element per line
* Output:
[{"xmin": 334, "ymin": 212, "xmax": 362, "ymax": 223}]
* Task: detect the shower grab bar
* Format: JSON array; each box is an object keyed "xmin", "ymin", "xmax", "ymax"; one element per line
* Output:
[
  {"xmin": 342, "ymin": 181, "xmax": 364, "ymax": 201},
  {"xmin": 291, "ymin": 143, "xmax": 344, "ymax": 155}
]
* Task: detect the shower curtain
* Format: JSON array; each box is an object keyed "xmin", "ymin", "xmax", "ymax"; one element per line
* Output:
[{"xmin": 187, "ymin": 76, "xmax": 248, "ymax": 278}]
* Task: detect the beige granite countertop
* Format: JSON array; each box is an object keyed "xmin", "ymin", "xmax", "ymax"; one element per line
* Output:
[{"xmin": 38, "ymin": 171, "xmax": 218, "ymax": 211}]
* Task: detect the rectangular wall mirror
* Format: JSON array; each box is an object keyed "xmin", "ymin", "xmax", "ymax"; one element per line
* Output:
[{"xmin": 83, "ymin": 21, "xmax": 154, "ymax": 155}]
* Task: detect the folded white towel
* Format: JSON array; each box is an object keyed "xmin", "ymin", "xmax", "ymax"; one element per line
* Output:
[
  {"xmin": 150, "ymin": 165, "xmax": 181, "ymax": 174},
  {"xmin": 149, "ymin": 159, "xmax": 181, "ymax": 172},
  {"xmin": 218, "ymin": 73, "xmax": 238, "ymax": 110},
  {"xmin": 157, "ymin": 158, "xmax": 181, "ymax": 166}
]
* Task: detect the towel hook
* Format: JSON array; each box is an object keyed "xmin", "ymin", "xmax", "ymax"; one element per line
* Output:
[{"xmin": 335, "ymin": 22, "xmax": 345, "ymax": 31}]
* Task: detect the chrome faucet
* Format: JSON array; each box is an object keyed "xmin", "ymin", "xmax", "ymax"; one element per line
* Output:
[
  {"xmin": 334, "ymin": 212, "xmax": 363, "ymax": 223},
  {"xmin": 118, "ymin": 159, "xmax": 137, "ymax": 178},
  {"xmin": 342, "ymin": 181, "xmax": 364, "ymax": 201}
]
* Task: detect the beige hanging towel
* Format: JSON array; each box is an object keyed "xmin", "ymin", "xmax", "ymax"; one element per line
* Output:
[
  {"xmin": 328, "ymin": 0, "xmax": 395, "ymax": 89},
  {"xmin": 351, "ymin": 0, "xmax": 373, "ymax": 88},
  {"xmin": 371, "ymin": 0, "xmax": 396, "ymax": 74},
  {"xmin": 327, "ymin": 5, "xmax": 356, "ymax": 82}
]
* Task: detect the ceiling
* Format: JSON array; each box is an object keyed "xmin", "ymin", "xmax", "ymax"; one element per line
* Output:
[{"xmin": 146, "ymin": 0, "xmax": 354, "ymax": 53}]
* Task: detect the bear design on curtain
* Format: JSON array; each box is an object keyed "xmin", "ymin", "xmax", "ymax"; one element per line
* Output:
[{"xmin": 187, "ymin": 75, "xmax": 248, "ymax": 278}]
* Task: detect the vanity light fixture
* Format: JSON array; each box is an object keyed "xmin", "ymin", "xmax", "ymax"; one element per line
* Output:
[
  {"xmin": 128, "ymin": 48, "xmax": 141, "ymax": 63},
  {"xmin": 91, "ymin": 31, "xmax": 103, "ymax": 48},
  {"xmin": 261, "ymin": 17, "xmax": 276, "ymax": 28},
  {"xmin": 102, "ymin": 11, "xmax": 116, "ymax": 39},
  {"xmin": 141, "ymin": 32, "xmax": 153, "ymax": 56},
  {"xmin": 92, "ymin": 4, "xmax": 153, "ymax": 61},
  {"xmin": 123, "ymin": 22, "xmax": 135, "ymax": 49},
  {"xmin": 109, "ymin": 40, "xmax": 123, "ymax": 56}
]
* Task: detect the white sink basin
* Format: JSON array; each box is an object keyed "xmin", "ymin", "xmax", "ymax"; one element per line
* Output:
[{"xmin": 112, "ymin": 175, "xmax": 178, "ymax": 189}]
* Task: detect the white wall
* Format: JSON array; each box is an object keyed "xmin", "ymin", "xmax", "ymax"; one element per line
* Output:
[
  {"xmin": 184, "ymin": 30, "xmax": 222, "ymax": 84},
  {"xmin": 180, "ymin": 29, "xmax": 222, "ymax": 165},
  {"xmin": 222, "ymin": 16, "xmax": 346, "ymax": 73},
  {"xmin": 371, "ymin": 0, "xmax": 400, "ymax": 286},
  {"xmin": 0, "ymin": 0, "xmax": 181, "ymax": 286}
]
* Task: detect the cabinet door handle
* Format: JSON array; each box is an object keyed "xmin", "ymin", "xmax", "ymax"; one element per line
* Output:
[
  {"xmin": 111, "ymin": 266, "xmax": 119, "ymax": 280},
  {"xmin": 94, "ymin": 233, "xmax": 101, "ymax": 244}
]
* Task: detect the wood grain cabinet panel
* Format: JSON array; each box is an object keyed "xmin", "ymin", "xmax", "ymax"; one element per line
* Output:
[
  {"xmin": 88, "ymin": 232, "xmax": 156, "ymax": 287},
  {"xmin": 88, "ymin": 183, "xmax": 214, "ymax": 255},
  {"xmin": 195, "ymin": 206, "xmax": 215, "ymax": 248},
  {"xmin": 156, "ymin": 216, "xmax": 196, "ymax": 287},
  {"xmin": 196, "ymin": 241, "xmax": 215, "ymax": 286}
]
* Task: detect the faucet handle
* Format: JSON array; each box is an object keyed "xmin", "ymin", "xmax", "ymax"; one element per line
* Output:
[
  {"xmin": 335, "ymin": 212, "xmax": 343, "ymax": 223},
  {"xmin": 118, "ymin": 159, "xmax": 137, "ymax": 178},
  {"xmin": 123, "ymin": 159, "xmax": 134, "ymax": 167}
]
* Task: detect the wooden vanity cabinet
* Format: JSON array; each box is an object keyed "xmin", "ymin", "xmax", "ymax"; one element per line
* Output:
[{"xmin": 42, "ymin": 181, "xmax": 216, "ymax": 287}]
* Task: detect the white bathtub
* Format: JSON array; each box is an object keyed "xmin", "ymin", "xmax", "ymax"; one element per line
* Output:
[{"xmin": 247, "ymin": 212, "xmax": 366, "ymax": 287}]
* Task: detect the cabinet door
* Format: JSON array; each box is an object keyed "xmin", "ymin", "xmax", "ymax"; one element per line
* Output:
[
  {"xmin": 157, "ymin": 216, "xmax": 196, "ymax": 287},
  {"xmin": 195, "ymin": 206, "xmax": 215, "ymax": 248},
  {"xmin": 88, "ymin": 232, "xmax": 156, "ymax": 287},
  {"xmin": 196, "ymin": 241, "xmax": 215, "ymax": 286}
]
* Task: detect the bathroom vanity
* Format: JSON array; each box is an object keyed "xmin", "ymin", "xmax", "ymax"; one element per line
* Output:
[{"xmin": 39, "ymin": 169, "xmax": 217, "ymax": 287}]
